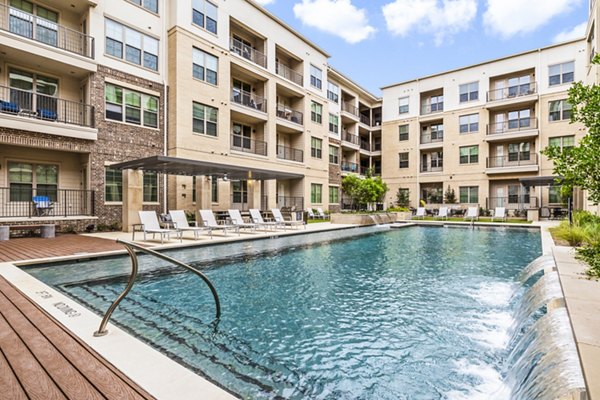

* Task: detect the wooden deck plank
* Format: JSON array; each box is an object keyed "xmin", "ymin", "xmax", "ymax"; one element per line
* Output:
[{"xmin": 0, "ymin": 349, "xmax": 28, "ymax": 400}]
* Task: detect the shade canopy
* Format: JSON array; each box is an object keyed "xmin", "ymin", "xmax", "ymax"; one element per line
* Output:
[
  {"xmin": 110, "ymin": 156, "xmax": 304, "ymax": 181},
  {"xmin": 519, "ymin": 176, "xmax": 563, "ymax": 187}
]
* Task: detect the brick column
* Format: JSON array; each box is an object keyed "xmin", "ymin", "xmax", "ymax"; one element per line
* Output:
[{"xmin": 122, "ymin": 169, "xmax": 143, "ymax": 232}]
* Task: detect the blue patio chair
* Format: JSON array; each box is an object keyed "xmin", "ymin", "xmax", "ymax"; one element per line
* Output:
[
  {"xmin": 0, "ymin": 100, "xmax": 19, "ymax": 113},
  {"xmin": 37, "ymin": 109, "xmax": 58, "ymax": 120},
  {"xmin": 32, "ymin": 196, "xmax": 54, "ymax": 216}
]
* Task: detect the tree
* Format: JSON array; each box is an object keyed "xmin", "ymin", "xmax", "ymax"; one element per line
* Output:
[
  {"xmin": 342, "ymin": 174, "xmax": 389, "ymax": 211},
  {"xmin": 396, "ymin": 188, "xmax": 410, "ymax": 207},
  {"xmin": 341, "ymin": 174, "xmax": 361, "ymax": 210},
  {"xmin": 542, "ymin": 55, "xmax": 600, "ymax": 204},
  {"xmin": 444, "ymin": 185, "xmax": 457, "ymax": 204}
]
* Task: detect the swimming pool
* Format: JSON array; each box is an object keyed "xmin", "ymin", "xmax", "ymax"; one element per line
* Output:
[{"xmin": 27, "ymin": 226, "xmax": 543, "ymax": 399}]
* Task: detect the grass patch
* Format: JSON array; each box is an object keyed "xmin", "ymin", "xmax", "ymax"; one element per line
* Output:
[{"xmin": 307, "ymin": 219, "xmax": 329, "ymax": 224}]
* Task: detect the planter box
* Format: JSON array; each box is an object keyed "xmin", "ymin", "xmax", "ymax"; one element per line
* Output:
[
  {"xmin": 330, "ymin": 213, "xmax": 395, "ymax": 225},
  {"xmin": 388, "ymin": 212, "xmax": 412, "ymax": 221}
]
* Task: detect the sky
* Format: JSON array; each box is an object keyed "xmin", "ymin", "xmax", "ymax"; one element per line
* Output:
[{"xmin": 254, "ymin": 0, "xmax": 590, "ymax": 95}]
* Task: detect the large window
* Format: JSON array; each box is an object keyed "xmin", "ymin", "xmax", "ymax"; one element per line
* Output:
[
  {"xmin": 311, "ymin": 101, "xmax": 323, "ymax": 123},
  {"xmin": 9, "ymin": 0, "xmax": 58, "ymax": 46},
  {"xmin": 9, "ymin": 68, "xmax": 58, "ymax": 114},
  {"xmin": 399, "ymin": 152, "xmax": 409, "ymax": 168},
  {"xmin": 459, "ymin": 186, "xmax": 479, "ymax": 203},
  {"xmin": 508, "ymin": 142, "xmax": 531, "ymax": 161},
  {"xmin": 549, "ymin": 186, "xmax": 564, "ymax": 204},
  {"xmin": 192, "ymin": 48, "xmax": 218, "ymax": 85},
  {"xmin": 192, "ymin": 102, "xmax": 218, "ymax": 136},
  {"xmin": 211, "ymin": 176, "xmax": 218, "ymax": 203},
  {"xmin": 128, "ymin": 0, "xmax": 158, "ymax": 13},
  {"xmin": 311, "ymin": 137, "xmax": 323, "ymax": 159},
  {"xmin": 8, "ymin": 162, "xmax": 57, "ymax": 202},
  {"xmin": 549, "ymin": 100, "xmax": 572, "ymax": 121},
  {"xmin": 329, "ymin": 145, "xmax": 339, "ymax": 164},
  {"xmin": 549, "ymin": 135, "xmax": 575, "ymax": 150},
  {"xmin": 310, "ymin": 65, "xmax": 322, "ymax": 89},
  {"xmin": 143, "ymin": 172, "xmax": 158, "ymax": 202},
  {"xmin": 232, "ymin": 122, "xmax": 251, "ymax": 149},
  {"xmin": 398, "ymin": 124, "xmax": 409, "ymax": 141},
  {"xmin": 459, "ymin": 145, "xmax": 479, "ymax": 164},
  {"xmin": 105, "ymin": 84, "xmax": 158, "ymax": 128},
  {"xmin": 192, "ymin": 0, "xmax": 217, "ymax": 34},
  {"xmin": 105, "ymin": 168, "xmax": 123, "ymax": 202},
  {"xmin": 329, "ymin": 114, "xmax": 339, "ymax": 134},
  {"xmin": 398, "ymin": 96, "xmax": 409, "ymax": 114},
  {"xmin": 105, "ymin": 19, "xmax": 159, "ymax": 70},
  {"xmin": 327, "ymin": 81, "xmax": 339, "ymax": 103},
  {"xmin": 329, "ymin": 186, "xmax": 339, "ymax": 204},
  {"xmin": 311, "ymin": 183, "xmax": 322, "ymax": 203},
  {"xmin": 549, "ymin": 61, "xmax": 574, "ymax": 86},
  {"xmin": 232, "ymin": 180, "xmax": 247, "ymax": 204},
  {"xmin": 459, "ymin": 82, "xmax": 479, "ymax": 102},
  {"xmin": 459, "ymin": 114, "xmax": 479, "ymax": 133}
]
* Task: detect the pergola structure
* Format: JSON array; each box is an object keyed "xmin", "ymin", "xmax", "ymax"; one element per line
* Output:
[{"xmin": 111, "ymin": 155, "xmax": 304, "ymax": 232}]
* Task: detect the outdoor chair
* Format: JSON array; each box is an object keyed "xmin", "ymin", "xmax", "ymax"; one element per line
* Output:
[
  {"xmin": 249, "ymin": 209, "xmax": 279, "ymax": 230},
  {"xmin": 464, "ymin": 207, "xmax": 479, "ymax": 221},
  {"xmin": 199, "ymin": 209, "xmax": 239, "ymax": 238},
  {"xmin": 169, "ymin": 210, "xmax": 207, "ymax": 240},
  {"xmin": 306, "ymin": 209, "xmax": 316, "ymax": 219},
  {"xmin": 228, "ymin": 209, "xmax": 258, "ymax": 232},
  {"xmin": 32, "ymin": 196, "xmax": 54, "ymax": 217},
  {"xmin": 414, "ymin": 207, "xmax": 426, "ymax": 219},
  {"xmin": 137, "ymin": 211, "xmax": 181, "ymax": 244},
  {"xmin": 491, "ymin": 207, "xmax": 507, "ymax": 222},
  {"xmin": 316, "ymin": 207, "xmax": 330, "ymax": 220},
  {"xmin": 434, "ymin": 206, "xmax": 448, "ymax": 220},
  {"xmin": 271, "ymin": 208, "xmax": 306, "ymax": 230}
]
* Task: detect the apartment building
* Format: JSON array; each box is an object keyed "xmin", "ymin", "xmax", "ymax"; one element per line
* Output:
[{"xmin": 381, "ymin": 39, "xmax": 588, "ymax": 215}]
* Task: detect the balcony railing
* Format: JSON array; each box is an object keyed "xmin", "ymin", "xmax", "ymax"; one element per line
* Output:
[
  {"xmin": 420, "ymin": 161, "xmax": 444, "ymax": 172},
  {"xmin": 420, "ymin": 131, "xmax": 444, "ymax": 144},
  {"xmin": 276, "ymin": 104, "xmax": 303, "ymax": 125},
  {"xmin": 373, "ymin": 142, "xmax": 382, "ymax": 151},
  {"xmin": 360, "ymin": 114, "xmax": 370, "ymax": 125},
  {"xmin": 230, "ymin": 37, "xmax": 267, "ymax": 68},
  {"xmin": 230, "ymin": 135, "xmax": 268, "ymax": 156},
  {"xmin": 342, "ymin": 132, "xmax": 360, "ymax": 146},
  {"xmin": 421, "ymin": 102, "xmax": 444, "ymax": 115},
  {"xmin": 0, "ymin": 3, "xmax": 94, "ymax": 58},
  {"xmin": 0, "ymin": 187, "xmax": 95, "ymax": 218},
  {"xmin": 277, "ymin": 145, "xmax": 303, "ymax": 162},
  {"xmin": 231, "ymin": 89, "xmax": 267, "ymax": 113},
  {"xmin": 341, "ymin": 162, "xmax": 359, "ymax": 173},
  {"xmin": 360, "ymin": 140, "xmax": 370, "ymax": 151},
  {"xmin": 0, "ymin": 85, "xmax": 95, "ymax": 128},
  {"xmin": 486, "ymin": 154, "xmax": 538, "ymax": 168},
  {"xmin": 277, "ymin": 196, "xmax": 304, "ymax": 210},
  {"xmin": 276, "ymin": 62, "xmax": 303, "ymax": 86},
  {"xmin": 487, "ymin": 196, "xmax": 538, "ymax": 210},
  {"xmin": 487, "ymin": 117, "xmax": 538, "ymax": 135},
  {"xmin": 487, "ymin": 82, "xmax": 537, "ymax": 102},
  {"xmin": 341, "ymin": 101, "xmax": 359, "ymax": 117}
]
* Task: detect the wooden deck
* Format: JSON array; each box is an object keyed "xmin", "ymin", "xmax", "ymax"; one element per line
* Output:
[
  {"xmin": 0, "ymin": 276, "xmax": 155, "ymax": 400},
  {"xmin": 0, "ymin": 235, "xmax": 123, "ymax": 263}
]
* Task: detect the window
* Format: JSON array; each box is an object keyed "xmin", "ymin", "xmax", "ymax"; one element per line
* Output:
[
  {"xmin": 459, "ymin": 114, "xmax": 479, "ymax": 134},
  {"xmin": 507, "ymin": 75, "xmax": 532, "ymax": 97},
  {"xmin": 105, "ymin": 84, "xmax": 158, "ymax": 128},
  {"xmin": 329, "ymin": 186, "xmax": 339, "ymax": 204},
  {"xmin": 398, "ymin": 96, "xmax": 409, "ymax": 114},
  {"xmin": 549, "ymin": 135, "xmax": 575, "ymax": 150},
  {"xmin": 311, "ymin": 183, "xmax": 322, "ymax": 203},
  {"xmin": 128, "ymin": 0, "xmax": 158, "ymax": 13},
  {"xmin": 549, "ymin": 100, "xmax": 572, "ymax": 121},
  {"xmin": 8, "ymin": 162, "xmax": 57, "ymax": 202},
  {"xmin": 327, "ymin": 81, "xmax": 339, "ymax": 103},
  {"xmin": 232, "ymin": 123, "xmax": 251, "ymax": 149},
  {"xmin": 459, "ymin": 186, "xmax": 479, "ymax": 203},
  {"xmin": 423, "ymin": 95, "xmax": 443, "ymax": 113},
  {"xmin": 459, "ymin": 82, "xmax": 479, "ymax": 102},
  {"xmin": 105, "ymin": 19, "xmax": 159, "ymax": 70},
  {"xmin": 459, "ymin": 145, "xmax": 479, "ymax": 164},
  {"xmin": 399, "ymin": 152, "xmax": 409, "ymax": 168},
  {"xmin": 192, "ymin": 0, "xmax": 218, "ymax": 34},
  {"xmin": 311, "ymin": 101, "xmax": 322, "ymax": 123},
  {"xmin": 399, "ymin": 124, "xmax": 409, "ymax": 141},
  {"xmin": 329, "ymin": 145, "xmax": 339, "ymax": 164},
  {"xmin": 105, "ymin": 168, "xmax": 123, "ymax": 202},
  {"xmin": 507, "ymin": 109, "xmax": 531, "ymax": 130},
  {"xmin": 192, "ymin": 102, "xmax": 218, "ymax": 136},
  {"xmin": 192, "ymin": 48, "xmax": 218, "ymax": 85},
  {"xmin": 549, "ymin": 186, "xmax": 564, "ymax": 204},
  {"xmin": 9, "ymin": 0, "xmax": 58, "ymax": 46},
  {"xmin": 549, "ymin": 61, "xmax": 574, "ymax": 86},
  {"xmin": 143, "ymin": 172, "xmax": 158, "ymax": 202},
  {"xmin": 508, "ymin": 142, "xmax": 531, "ymax": 161},
  {"xmin": 311, "ymin": 137, "xmax": 323, "ymax": 158},
  {"xmin": 329, "ymin": 114, "xmax": 339, "ymax": 134},
  {"xmin": 232, "ymin": 180, "xmax": 248, "ymax": 204},
  {"xmin": 211, "ymin": 176, "xmax": 218, "ymax": 203},
  {"xmin": 310, "ymin": 65, "xmax": 322, "ymax": 89},
  {"xmin": 9, "ymin": 68, "xmax": 58, "ymax": 113}
]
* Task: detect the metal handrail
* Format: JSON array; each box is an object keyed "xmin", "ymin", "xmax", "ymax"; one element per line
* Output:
[{"xmin": 94, "ymin": 239, "xmax": 221, "ymax": 337}]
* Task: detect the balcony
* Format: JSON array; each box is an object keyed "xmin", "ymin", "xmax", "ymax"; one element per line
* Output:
[
  {"xmin": 0, "ymin": 187, "xmax": 95, "ymax": 218},
  {"xmin": 420, "ymin": 161, "xmax": 443, "ymax": 173},
  {"xmin": 230, "ymin": 37, "xmax": 267, "ymax": 68},
  {"xmin": 231, "ymin": 89, "xmax": 267, "ymax": 113},
  {"xmin": 277, "ymin": 145, "xmax": 303, "ymax": 163},
  {"xmin": 230, "ymin": 135, "xmax": 267, "ymax": 156},
  {"xmin": 421, "ymin": 102, "xmax": 444, "ymax": 116},
  {"xmin": 486, "ymin": 154, "xmax": 539, "ymax": 174},
  {"xmin": 487, "ymin": 82, "xmax": 537, "ymax": 102},
  {"xmin": 341, "ymin": 101, "xmax": 359, "ymax": 118},
  {"xmin": 359, "ymin": 114, "xmax": 371, "ymax": 126},
  {"xmin": 276, "ymin": 62, "xmax": 303, "ymax": 86},
  {"xmin": 360, "ymin": 139, "xmax": 370, "ymax": 151},
  {"xmin": 277, "ymin": 196, "xmax": 304, "ymax": 210},
  {"xmin": 486, "ymin": 117, "xmax": 538, "ymax": 142},
  {"xmin": 276, "ymin": 104, "xmax": 303, "ymax": 125},
  {"xmin": 341, "ymin": 162, "xmax": 359, "ymax": 173},
  {"xmin": 342, "ymin": 132, "xmax": 360, "ymax": 148}
]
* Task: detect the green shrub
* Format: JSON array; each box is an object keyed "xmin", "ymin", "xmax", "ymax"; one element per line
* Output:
[
  {"xmin": 583, "ymin": 223, "xmax": 600, "ymax": 247},
  {"xmin": 573, "ymin": 210, "xmax": 600, "ymax": 227},
  {"xmin": 577, "ymin": 244, "xmax": 600, "ymax": 278},
  {"xmin": 553, "ymin": 221, "xmax": 588, "ymax": 247},
  {"xmin": 388, "ymin": 206, "xmax": 409, "ymax": 212}
]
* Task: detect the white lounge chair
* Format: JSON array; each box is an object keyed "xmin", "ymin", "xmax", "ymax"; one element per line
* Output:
[
  {"xmin": 491, "ymin": 207, "xmax": 507, "ymax": 222},
  {"xmin": 434, "ymin": 206, "xmax": 448, "ymax": 220},
  {"xmin": 136, "ymin": 211, "xmax": 180, "ymax": 243},
  {"xmin": 464, "ymin": 207, "xmax": 479, "ymax": 221},
  {"xmin": 271, "ymin": 208, "xmax": 306, "ymax": 230},
  {"xmin": 169, "ymin": 210, "xmax": 207, "ymax": 240},
  {"xmin": 249, "ymin": 209, "xmax": 279, "ymax": 230},
  {"xmin": 199, "ymin": 209, "xmax": 239, "ymax": 238},
  {"xmin": 228, "ymin": 209, "xmax": 257, "ymax": 232},
  {"xmin": 316, "ymin": 207, "xmax": 330, "ymax": 220},
  {"xmin": 414, "ymin": 207, "xmax": 426, "ymax": 219},
  {"xmin": 307, "ymin": 209, "xmax": 316, "ymax": 219}
]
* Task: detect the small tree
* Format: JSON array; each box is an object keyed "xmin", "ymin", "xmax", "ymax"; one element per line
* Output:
[
  {"xmin": 396, "ymin": 188, "xmax": 410, "ymax": 208},
  {"xmin": 342, "ymin": 174, "xmax": 389, "ymax": 211},
  {"xmin": 342, "ymin": 174, "xmax": 361, "ymax": 210},
  {"xmin": 444, "ymin": 185, "xmax": 457, "ymax": 204}
]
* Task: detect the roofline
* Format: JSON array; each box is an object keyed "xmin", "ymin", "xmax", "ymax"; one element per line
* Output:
[
  {"xmin": 328, "ymin": 66, "xmax": 382, "ymax": 103},
  {"xmin": 380, "ymin": 37, "xmax": 586, "ymax": 90},
  {"xmin": 245, "ymin": 0, "xmax": 331, "ymax": 58}
]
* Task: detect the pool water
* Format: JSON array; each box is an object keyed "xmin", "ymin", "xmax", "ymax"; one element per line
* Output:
[{"xmin": 28, "ymin": 227, "xmax": 541, "ymax": 399}]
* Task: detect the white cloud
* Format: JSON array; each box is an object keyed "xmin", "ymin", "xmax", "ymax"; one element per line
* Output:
[
  {"xmin": 483, "ymin": 0, "xmax": 583, "ymax": 38},
  {"xmin": 382, "ymin": 0, "xmax": 478, "ymax": 45},
  {"xmin": 553, "ymin": 21, "xmax": 587, "ymax": 43},
  {"xmin": 293, "ymin": 0, "xmax": 376, "ymax": 44},
  {"xmin": 254, "ymin": 0, "xmax": 275, "ymax": 5}
]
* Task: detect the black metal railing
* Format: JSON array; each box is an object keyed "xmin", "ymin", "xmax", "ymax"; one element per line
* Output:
[
  {"xmin": 487, "ymin": 117, "xmax": 538, "ymax": 135},
  {"xmin": 342, "ymin": 132, "xmax": 360, "ymax": 145},
  {"xmin": 342, "ymin": 101, "xmax": 359, "ymax": 117},
  {"xmin": 420, "ymin": 161, "xmax": 444, "ymax": 172},
  {"xmin": 373, "ymin": 141, "xmax": 382, "ymax": 151},
  {"xmin": 0, "ymin": 3, "xmax": 95, "ymax": 58},
  {"xmin": 277, "ymin": 145, "xmax": 303, "ymax": 162},
  {"xmin": 421, "ymin": 102, "xmax": 444, "ymax": 115},
  {"xmin": 487, "ymin": 82, "xmax": 537, "ymax": 102},
  {"xmin": 487, "ymin": 196, "xmax": 538, "ymax": 210},
  {"xmin": 231, "ymin": 135, "xmax": 268, "ymax": 156},
  {"xmin": 276, "ymin": 62, "xmax": 303, "ymax": 86},
  {"xmin": 420, "ymin": 131, "xmax": 444, "ymax": 144},
  {"xmin": 276, "ymin": 104, "xmax": 303, "ymax": 125},
  {"xmin": 487, "ymin": 154, "xmax": 538, "ymax": 168},
  {"xmin": 0, "ymin": 85, "xmax": 95, "ymax": 128},
  {"xmin": 360, "ymin": 114, "xmax": 370, "ymax": 125},
  {"xmin": 230, "ymin": 37, "xmax": 267, "ymax": 68},
  {"xmin": 341, "ymin": 161, "xmax": 359, "ymax": 173},
  {"xmin": 360, "ymin": 140, "xmax": 370, "ymax": 151},
  {"xmin": 0, "ymin": 187, "xmax": 94, "ymax": 218},
  {"xmin": 231, "ymin": 89, "xmax": 267, "ymax": 113},
  {"xmin": 277, "ymin": 196, "xmax": 304, "ymax": 210}
]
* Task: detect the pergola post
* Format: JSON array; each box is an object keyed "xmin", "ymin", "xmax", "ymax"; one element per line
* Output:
[
  {"xmin": 122, "ymin": 169, "xmax": 144, "ymax": 233},
  {"xmin": 266, "ymin": 179, "xmax": 277, "ymax": 210},
  {"xmin": 194, "ymin": 175, "xmax": 211, "ymax": 221},
  {"xmin": 247, "ymin": 179, "xmax": 262, "ymax": 210}
]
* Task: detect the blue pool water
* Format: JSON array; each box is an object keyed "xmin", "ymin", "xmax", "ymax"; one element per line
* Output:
[{"xmin": 27, "ymin": 226, "xmax": 542, "ymax": 399}]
